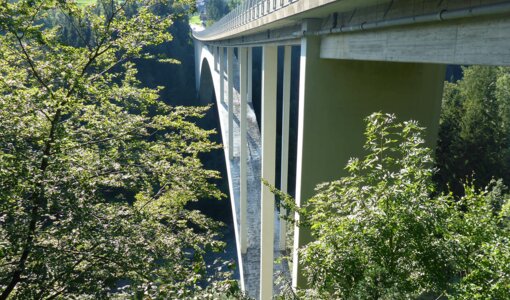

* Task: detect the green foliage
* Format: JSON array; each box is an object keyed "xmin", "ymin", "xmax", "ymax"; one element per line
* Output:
[
  {"xmin": 276, "ymin": 113, "xmax": 510, "ymax": 299},
  {"xmin": 204, "ymin": 0, "xmax": 241, "ymax": 26},
  {"xmin": 205, "ymin": 0, "xmax": 227, "ymax": 22},
  {"xmin": 0, "ymin": 0, "xmax": 238, "ymax": 298},
  {"xmin": 75, "ymin": 0, "xmax": 96, "ymax": 6},
  {"xmin": 189, "ymin": 14, "xmax": 202, "ymax": 26},
  {"xmin": 435, "ymin": 66, "xmax": 510, "ymax": 196},
  {"xmin": 226, "ymin": 0, "xmax": 241, "ymax": 11},
  {"xmin": 447, "ymin": 181, "xmax": 510, "ymax": 299}
]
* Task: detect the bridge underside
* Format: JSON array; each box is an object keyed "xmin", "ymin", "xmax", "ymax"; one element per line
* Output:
[
  {"xmin": 196, "ymin": 41, "xmax": 445, "ymax": 299},
  {"xmin": 196, "ymin": 45, "xmax": 290, "ymax": 299},
  {"xmin": 194, "ymin": 0, "xmax": 510, "ymax": 299}
]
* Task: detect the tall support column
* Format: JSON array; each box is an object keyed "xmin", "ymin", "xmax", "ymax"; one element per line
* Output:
[
  {"xmin": 211, "ymin": 46, "xmax": 215, "ymax": 67},
  {"xmin": 227, "ymin": 47, "xmax": 234, "ymax": 160},
  {"xmin": 291, "ymin": 20, "xmax": 446, "ymax": 288},
  {"xmin": 260, "ymin": 45, "xmax": 278, "ymax": 300},
  {"xmin": 248, "ymin": 47, "xmax": 253, "ymax": 104},
  {"xmin": 279, "ymin": 45, "xmax": 291, "ymax": 251},
  {"xmin": 239, "ymin": 47, "xmax": 248, "ymax": 254},
  {"xmin": 213, "ymin": 46, "xmax": 218, "ymax": 71},
  {"xmin": 194, "ymin": 40, "xmax": 201, "ymax": 93},
  {"xmin": 219, "ymin": 47, "xmax": 225, "ymax": 104}
]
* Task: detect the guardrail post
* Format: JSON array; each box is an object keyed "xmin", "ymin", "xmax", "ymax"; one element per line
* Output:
[
  {"xmin": 242, "ymin": 2, "xmax": 246, "ymax": 24},
  {"xmin": 250, "ymin": 0, "xmax": 254, "ymax": 21},
  {"xmin": 260, "ymin": 45, "xmax": 277, "ymax": 300},
  {"xmin": 213, "ymin": 46, "xmax": 218, "ymax": 71}
]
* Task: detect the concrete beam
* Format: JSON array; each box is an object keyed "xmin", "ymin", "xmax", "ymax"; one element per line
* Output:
[
  {"xmin": 194, "ymin": 41, "xmax": 200, "ymax": 93},
  {"xmin": 219, "ymin": 47, "xmax": 225, "ymax": 104},
  {"xmin": 321, "ymin": 15, "xmax": 510, "ymax": 66},
  {"xmin": 213, "ymin": 46, "xmax": 218, "ymax": 71},
  {"xmin": 227, "ymin": 47, "xmax": 234, "ymax": 160},
  {"xmin": 248, "ymin": 47, "xmax": 253, "ymax": 104},
  {"xmin": 260, "ymin": 45, "xmax": 278, "ymax": 300},
  {"xmin": 240, "ymin": 47, "xmax": 249, "ymax": 254},
  {"xmin": 279, "ymin": 45, "xmax": 291, "ymax": 251}
]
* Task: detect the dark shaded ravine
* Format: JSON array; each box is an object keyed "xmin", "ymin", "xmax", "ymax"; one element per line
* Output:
[{"xmin": 134, "ymin": 18, "xmax": 239, "ymax": 280}]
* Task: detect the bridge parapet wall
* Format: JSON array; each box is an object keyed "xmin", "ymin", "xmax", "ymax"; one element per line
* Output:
[{"xmin": 194, "ymin": 0, "xmax": 301, "ymax": 40}]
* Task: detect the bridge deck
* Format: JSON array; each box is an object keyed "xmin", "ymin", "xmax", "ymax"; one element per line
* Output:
[{"xmin": 213, "ymin": 50, "xmax": 289, "ymax": 298}]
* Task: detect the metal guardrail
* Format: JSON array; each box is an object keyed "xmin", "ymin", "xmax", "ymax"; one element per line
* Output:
[{"xmin": 194, "ymin": 0, "xmax": 300, "ymax": 40}]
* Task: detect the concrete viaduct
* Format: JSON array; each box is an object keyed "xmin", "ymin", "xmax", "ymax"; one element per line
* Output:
[{"xmin": 192, "ymin": 0, "xmax": 510, "ymax": 298}]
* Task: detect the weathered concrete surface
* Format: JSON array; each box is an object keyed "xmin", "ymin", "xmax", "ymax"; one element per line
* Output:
[
  {"xmin": 194, "ymin": 0, "xmax": 389, "ymax": 44},
  {"xmin": 196, "ymin": 43, "xmax": 290, "ymax": 299},
  {"xmin": 321, "ymin": 15, "xmax": 510, "ymax": 66},
  {"xmin": 196, "ymin": 0, "xmax": 510, "ymax": 67},
  {"xmin": 292, "ymin": 24, "xmax": 446, "ymax": 287}
]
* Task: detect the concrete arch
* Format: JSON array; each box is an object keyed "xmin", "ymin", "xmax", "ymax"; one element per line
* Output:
[
  {"xmin": 195, "ymin": 42, "xmax": 222, "ymax": 107},
  {"xmin": 193, "ymin": 41, "xmax": 247, "ymax": 291},
  {"xmin": 198, "ymin": 57, "xmax": 215, "ymax": 105}
]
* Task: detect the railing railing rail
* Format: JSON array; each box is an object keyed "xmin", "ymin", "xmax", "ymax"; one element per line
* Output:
[{"xmin": 194, "ymin": 0, "xmax": 299, "ymax": 40}]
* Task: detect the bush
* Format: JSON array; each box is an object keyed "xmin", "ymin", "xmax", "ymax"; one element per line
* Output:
[{"xmin": 278, "ymin": 113, "xmax": 510, "ymax": 299}]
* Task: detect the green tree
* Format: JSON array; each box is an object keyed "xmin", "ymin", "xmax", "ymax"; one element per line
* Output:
[
  {"xmin": 447, "ymin": 181, "xmax": 510, "ymax": 299},
  {"xmin": 226, "ymin": 0, "xmax": 241, "ymax": 11},
  {"xmin": 275, "ymin": 113, "xmax": 510, "ymax": 299},
  {"xmin": 435, "ymin": 66, "xmax": 510, "ymax": 196},
  {"xmin": 0, "ymin": 0, "xmax": 239, "ymax": 298},
  {"xmin": 205, "ymin": 0, "xmax": 227, "ymax": 23}
]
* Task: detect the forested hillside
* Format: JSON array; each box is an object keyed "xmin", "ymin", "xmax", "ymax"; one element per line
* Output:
[{"xmin": 435, "ymin": 66, "xmax": 510, "ymax": 197}]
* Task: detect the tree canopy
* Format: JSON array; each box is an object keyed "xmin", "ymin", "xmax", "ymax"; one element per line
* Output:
[
  {"xmin": 205, "ymin": 0, "xmax": 227, "ymax": 24},
  {"xmin": 0, "ymin": 0, "xmax": 240, "ymax": 298},
  {"xmin": 435, "ymin": 66, "xmax": 510, "ymax": 196}
]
